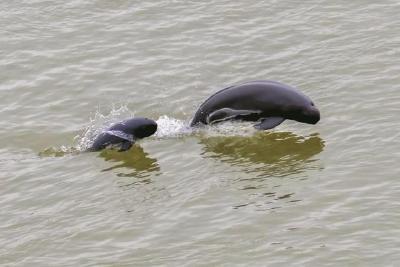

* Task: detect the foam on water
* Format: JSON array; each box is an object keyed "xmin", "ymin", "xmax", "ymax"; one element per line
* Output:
[
  {"xmin": 154, "ymin": 115, "xmax": 193, "ymax": 138},
  {"xmin": 155, "ymin": 115, "xmax": 261, "ymax": 138}
]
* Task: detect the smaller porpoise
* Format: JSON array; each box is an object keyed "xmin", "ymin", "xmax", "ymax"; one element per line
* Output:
[
  {"xmin": 88, "ymin": 117, "xmax": 157, "ymax": 152},
  {"xmin": 190, "ymin": 80, "xmax": 320, "ymax": 130}
]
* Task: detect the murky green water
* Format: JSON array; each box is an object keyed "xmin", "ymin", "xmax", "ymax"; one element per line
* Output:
[{"xmin": 1, "ymin": 1, "xmax": 400, "ymax": 266}]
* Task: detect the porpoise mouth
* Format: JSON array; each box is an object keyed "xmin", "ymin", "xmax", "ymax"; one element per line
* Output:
[{"xmin": 308, "ymin": 107, "xmax": 320, "ymax": 124}]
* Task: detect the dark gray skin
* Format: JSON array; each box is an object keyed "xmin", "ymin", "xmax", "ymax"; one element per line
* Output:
[
  {"xmin": 88, "ymin": 117, "xmax": 157, "ymax": 152},
  {"xmin": 190, "ymin": 80, "xmax": 320, "ymax": 130}
]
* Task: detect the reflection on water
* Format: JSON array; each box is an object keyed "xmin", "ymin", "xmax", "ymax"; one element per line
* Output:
[
  {"xmin": 99, "ymin": 145, "xmax": 160, "ymax": 179},
  {"xmin": 200, "ymin": 131, "xmax": 325, "ymax": 178},
  {"xmin": 200, "ymin": 132, "xmax": 325, "ymax": 211}
]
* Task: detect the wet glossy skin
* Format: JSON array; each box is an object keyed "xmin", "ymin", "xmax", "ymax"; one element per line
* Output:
[
  {"xmin": 190, "ymin": 80, "xmax": 320, "ymax": 127},
  {"xmin": 89, "ymin": 117, "xmax": 157, "ymax": 151}
]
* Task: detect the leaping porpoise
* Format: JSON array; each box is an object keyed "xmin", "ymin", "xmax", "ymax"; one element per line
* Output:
[
  {"xmin": 88, "ymin": 117, "xmax": 157, "ymax": 152},
  {"xmin": 190, "ymin": 80, "xmax": 320, "ymax": 130}
]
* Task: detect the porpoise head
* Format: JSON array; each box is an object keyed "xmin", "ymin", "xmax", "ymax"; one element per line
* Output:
[
  {"xmin": 284, "ymin": 101, "xmax": 320, "ymax": 125},
  {"xmin": 111, "ymin": 117, "xmax": 158, "ymax": 139},
  {"xmin": 294, "ymin": 101, "xmax": 320, "ymax": 124},
  {"xmin": 130, "ymin": 118, "xmax": 158, "ymax": 138}
]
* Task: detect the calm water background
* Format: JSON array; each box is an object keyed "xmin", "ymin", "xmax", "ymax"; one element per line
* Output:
[{"xmin": 1, "ymin": 0, "xmax": 400, "ymax": 266}]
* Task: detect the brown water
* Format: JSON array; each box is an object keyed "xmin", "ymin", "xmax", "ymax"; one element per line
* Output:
[{"xmin": 1, "ymin": 1, "xmax": 400, "ymax": 266}]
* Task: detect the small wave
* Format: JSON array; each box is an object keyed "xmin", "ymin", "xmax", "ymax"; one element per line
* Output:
[{"xmin": 38, "ymin": 146, "xmax": 79, "ymax": 157}]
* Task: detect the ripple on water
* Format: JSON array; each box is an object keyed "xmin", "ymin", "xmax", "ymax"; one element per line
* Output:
[{"xmin": 2, "ymin": 0, "xmax": 400, "ymax": 266}]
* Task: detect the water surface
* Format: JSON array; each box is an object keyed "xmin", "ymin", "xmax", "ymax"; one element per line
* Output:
[{"xmin": 1, "ymin": 1, "xmax": 400, "ymax": 266}]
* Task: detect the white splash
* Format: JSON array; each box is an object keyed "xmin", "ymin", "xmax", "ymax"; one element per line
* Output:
[
  {"xmin": 154, "ymin": 115, "xmax": 259, "ymax": 139},
  {"xmin": 74, "ymin": 105, "xmax": 135, "ymax": 151},
  {"xmin": 72, "ymin": 105, "xmax": 262, "ymax": 152},
  {"xmin": 154, "ymin": 115, "xmax": 258, "ymax": 138},
  {"xmin": 41, "ymin": 103, "xmax": 262, "ymax": 157},
  {"xmin": 154, "ymin": 115, "xmax": 193, "ymax": 138}
]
